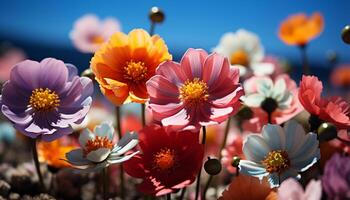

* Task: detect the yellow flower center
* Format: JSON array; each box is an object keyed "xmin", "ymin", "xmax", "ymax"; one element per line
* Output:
[
  {"xmin": 83, "ymin": 136, "xmax": 114, "ymax": 156},
  {"xmin": 29, "ymin": 88, "xmax": 60, "ymax": 112},
  {"xmin": 230, "ymin": 49, "xmax": 250, "ymax": 67},
  {"xmin": 262, "ymin": 150, "xmax": 290, "ymax": 173},
  {"xmin": 90, "ymin": 35, "xmax": 105, "ymax": 45},
  {"xmin": 153, "ymin": 148, "xmax": 176, "ymax": 171},
  {"xmin": 123, "ymin": 61, "xmax": 148, "ymax": 82},
  {"xmin": 179, "ymin": 78, "xmax": 209, "ymax": 105}
]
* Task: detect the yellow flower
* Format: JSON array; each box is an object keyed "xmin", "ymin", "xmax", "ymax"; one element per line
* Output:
[{"xmin": 90, "ymin": 29, "xmax": 172, "ymax": 105}]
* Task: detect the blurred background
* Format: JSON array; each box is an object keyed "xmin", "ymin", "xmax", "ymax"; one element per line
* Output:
[{"xmin": 0, "ymin": 0, "xmax": 350, "ymax": 80}]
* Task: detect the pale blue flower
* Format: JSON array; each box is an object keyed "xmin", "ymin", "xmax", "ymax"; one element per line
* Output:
[
  {"xmin": 0, "ymin": 122, "xmax": 16, "ymax": 142},
  {"xmin": 65, "ymin": 122, "xmax": 138, "ymax": 173},
  {"xmin": 239, "ymin": 120, "xmax": 320, "ymax": 187}
]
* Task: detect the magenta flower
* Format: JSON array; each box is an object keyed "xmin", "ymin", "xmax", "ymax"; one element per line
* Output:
[
  {"xmin": 0, "ymin": 58, "xmax": 93, "ymax": 141},
  {"xmin": 146, "ymin": 48, "xmax": 244, "ymax": 131}
]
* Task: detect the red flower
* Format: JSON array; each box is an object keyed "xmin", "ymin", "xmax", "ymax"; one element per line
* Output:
[
  {"xmin": 299, "ymin": 75, "xmax": 350, "ymax": 129},
  {"xmin": 123, "ymin": 125, "xmax": 204, "ymax": 196}
]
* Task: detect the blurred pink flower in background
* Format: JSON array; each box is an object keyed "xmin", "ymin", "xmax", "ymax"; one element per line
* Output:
[
  {"xmin": 221, "ymin": 131, "xmax": 245, "ymax": 174},
  {"xmin": 0, "ymin": 47, "xmax": 26, "ymax": 82},
  {"xmin": 70, "ymin": 14, "xmax": 121, "ymax": 53},
  {"xmin": 277, "ymin": 178, "xmax": 322, "ymax": 200}
]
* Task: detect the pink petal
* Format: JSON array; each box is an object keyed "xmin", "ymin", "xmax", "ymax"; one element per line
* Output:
[{"xmin": 180, "ymin": 48, "xmax": 208, "ymax": 79}]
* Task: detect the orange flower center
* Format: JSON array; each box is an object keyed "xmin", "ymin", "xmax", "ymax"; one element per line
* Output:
[
  {"xmin": 123, "ymin": 61, "xmax": 148, "ymax": 82},
  {"xmin": 262, "ymin": 150, "xmax": 290, "ymax": 173},
  {"xmin": 83, "ymin": 136, "xmax": 114, "ymax": 156},
  {"xmin": 29, "ymin": 88, "xmax": 60, "ymax": 112},
  {"xmin": 90, "ymin": 35, "xmax": 105, "ymax": 45},
  {"xmin": 230, "ymin": 49, "xmax": 250, "ymax": 67},
  {"xmin": 153, "ymin": 148, "xmax": 176, "ymax": 171},
  {"xmin": 179, "ymin": 78, "xmax": 209, "ymax": 105}
]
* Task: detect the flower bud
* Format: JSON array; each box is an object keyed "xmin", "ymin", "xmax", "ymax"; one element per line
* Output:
[
  {"xmin": 342, "ymin": 25, "xmax": 350, "ymax": 44},
  {"xmin": 81, "ymin": 68, "xmax": 95, "ymax": 80},
  {"xmin": 204, "ymin": 157, "xmax": 222, "ymax": 175},
  {"xmin": 149, "ymin": 7, "xmax": 165, "ymax": 23},
  {"xmin": 231, "ymin": 156, "xmax": 241, "ymax": 168},
  {"xmin": 317, "ymin": 122, "xmax": 337, "ymax": 142}
]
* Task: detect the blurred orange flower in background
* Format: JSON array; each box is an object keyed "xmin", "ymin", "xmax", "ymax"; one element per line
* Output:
[
  {"xmin": 331, "ymin": 64, "xmax": 350, "ymax": 88},
  {"xmin": 90, "ymin": 29, "xmax": 172, "ymax": 105},
  {"xmin": 279, "ymin": 12, "xmax": 324, "ymax": 46}
]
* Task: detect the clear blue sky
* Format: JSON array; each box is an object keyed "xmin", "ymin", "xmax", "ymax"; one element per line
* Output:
[{"xmin": 0, "ymin": 0, "xmax": 349, "ymax": 66}]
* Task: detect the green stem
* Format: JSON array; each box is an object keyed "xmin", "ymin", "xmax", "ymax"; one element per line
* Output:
[
  {"xmin": 141, "ymin": 103, "xmax": 146, "ymax": 126},
  {"xmin": 102, "ymin": 168, "xmax": 107, "ymax": 200},
  {"xmin": 300, "ymin": 45, "xmax": 310, "ymax": 75},
  {"xmin": 195, "ymin": 126, "xmax": 206, "ymax": 200},
  {"xmin": 166, "ymin": 193, "xmax": 171, "ymax": 200},
  {"xmin": 115, "ymin": 106, "xmax": 125, "ymax": 199},
  {"xmin": 32, "ymin": 139, "xmax": 45, "ymax": 191},
  {"xmin": 179, "ymin": 188, "xmax": 186, "ymax": 200}
]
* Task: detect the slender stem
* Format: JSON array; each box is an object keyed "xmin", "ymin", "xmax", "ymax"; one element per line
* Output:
[
  {"xmin": 115, "ymin": 106, "xmax": 124, "ymax": 199},
  {"xmin": 141, "ymin": 103, "xmax": 146, "ymax": 126},
  {"xmin": 195, "ymin": 126, "xmax": 206, "ymax": 200},
  {"xmin": 203, "ymin": 175, "xmax": 213, "ymax": 199},
  {"xmin": 32, "ymin": 139, "xmax": 45, "ymax": 191},
  {"xmin": 268, "ymin": 112, "xmax": 272, "ymax": 124},
  {"xmin": 179, "ymin": 188, "xmax": 186, "ymax": 200},
  {"xmin": 102, "ymin": 168, "xmax": 107, "ymax": 200},
  {"xmin": 300, "ymin": 45, "xmax": 310, "ymax": 75},
  {"xmin": 201, "ymin": 126, "xmax": 207, "ymax": 145},
  {"xmin": 166, "ymin": 193, "xmax": 171, "ymax": 200},
  {"xmin": 235, "ymin": 167, "xmax": 240, "ymax": 176},
  {"xmin": 149, "ymin": 22, "xmax": 155, "ymax": 36}
]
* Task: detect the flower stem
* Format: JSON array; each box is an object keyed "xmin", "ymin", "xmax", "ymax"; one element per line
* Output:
[
  {"xmin": 149, "ymin": 22, "xmax": 155, "ymax": 36},
  {"xmin": 179, "ymin": 188, "xmax": 186, "ymax": 200},
  {"xmin": 102, "ymin": 168, "xmax": 107, "ymax": 200},
  {"xmin": 300, "ymin": 45, "xmax": 310, "ymax": 75},
  {"xmin": 32, "ymin": 139, "xmax": 45, "ymax": 191},
  {"xmin": 115, "ymin": 106, "xmax": 125, "ymax": 199},
  {"xmin": 268, "ymin": 112, "xmax": 272, "ymax": 124},
  {"xmin": 166, "ymin": 193, "xmax": 171, "ymax": 200},
  {"xmin": 195, "ymin": 126, "xmax": 206, "ymax": 200},
  {"xmin": 141, "ymin": 103, "xmax": 146, "ymax": 126}
]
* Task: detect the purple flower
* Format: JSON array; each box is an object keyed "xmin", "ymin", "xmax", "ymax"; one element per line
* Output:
[
  {"xmin": 0, "ymin": 58, "xmax": 93, "ymax": 141},
  {"xmin": 322, "ymin": 153, "xmax": 350, "ymax": 200}
]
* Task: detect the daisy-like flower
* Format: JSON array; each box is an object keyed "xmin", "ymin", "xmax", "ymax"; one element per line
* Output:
[
  {"xmin": 0, "ymin": 58, "xmax": 93, "ymax": 141},
  {"xmin": 239, "ymin": 121, "xmax": 320, "ymax": 187},
  {"xmin": 279, "ymin": 12, "xmax": 324, "ymax": 46},
  {"xmin": 146, "ymin": 48, "xmax": 244, "ymax": 131},
  {"xmin": 123, "ymin": 125, "xmax": 204, "ymax": 196},
  {"xmin": 91, "ymin": 29, "xmax": 172, "ymax": 105},
  {"xmin": 299, "ymin": 75, "xmax": 350, "ymax": 130},
  {"xmin": 65, "ymin": 122, "xmax": 139, "ymax": 172},
  {"xmin": 70, "ymin": 14, "xmax": 121, "ymax": 53},
  {"xmin": 243, "ymin": 74, "xmax": 303, "ymax": 124},
  {"xmin": 212, "ymin": 29, "xmax": 274, "ymax": 77}
]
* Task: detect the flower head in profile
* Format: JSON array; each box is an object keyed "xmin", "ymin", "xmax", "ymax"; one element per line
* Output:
[
  {"xmin": 239, "ymin": 121, "xmax": 320, "ymax": 187},
  {"xmin": 322, "ymin": 153, "xmax": 350, "ymax": 200},
  {"xmin": 213, "ymin": 29, "xmax": 274, "ymax": 77},
  {"xmin": 146, "ymin": 48, "xmax": 244, "ymax": 131},
  {"xmin": 299, "ymin": 75, "xmax": 350, "ymax": 130},
  {"xmin": 0, "ymin": 58, "xmax": 93, "ymax": 141},
  {"xmin": 277, "ymin": 178, "xmax": 322, "ymax": 200},
  {"xmin": 70, "ymin": 14, "xmax": 121, "ymax": 53},
  {"xmin": 123, "ymin": 125, "xmax": 204, "ymax": 196},
  {"xmin": 66, "ymin": 122, "xmax": 139, "ymax": 173},
  {"xmin": 279, "ymin": 12, "xmax": 324, "ymax": 46},
  {"xmin": 91, "ymin": 29, "xmax": 172, "ymax": 105}
]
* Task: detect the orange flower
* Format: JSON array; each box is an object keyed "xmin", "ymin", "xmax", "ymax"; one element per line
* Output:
[
  {"xmin": 331, "ymin": 65, "xmax": 350, "ymax": 87},
  {"xmin": 38, "ymin": 137, "xmax": 77, "ymax": 168},
  {"xmin": 90, "ymin": 29, "xmax": 172, "ymax": 105},
  {"xmin": 279, "ymin": 12, "xmax": 324, "ymax": 46}
]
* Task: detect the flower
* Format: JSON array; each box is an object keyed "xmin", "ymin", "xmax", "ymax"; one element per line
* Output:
[
  {"xmin": 38, "ymin": 136, "xmax": 77, "ymax": 169},
  {"xmin": 330, "ymin": 64, "xmax": 350, "ymax": 88},
  {"xmin": 91, "ymin": 29, "xmax": 171, "ymax": 105},
  {"xmin": 123, "ymin": 125, "xmax": 204, "ymax": 196},
  {"xmin": 322, "ymin": 153, "xmax": 350, "ymax": 199},
  {"xmin": 213, "ymin": 29, "xmax": 274, "ymax": 77},
  {"xmin": 299, "ymin": 75, "xmax": 350, "ymax": 130},
  {"xmin": 65, "ymin": 122, "xmax": 139, "ymax": 172},
  {"xmin": 0, "ymin": 58, "xmax": 93, "ymax": 141},
  {"xmin": 279, "ymin": 12, "xmax": 324, "ymax": 46},
  {"xmin": 0, "ymin": 46, "xmax": 26, "ymax": 83},
  {"xmin": 243, "ymin": 74, "xmax": 303, "ymax": 125},
  {"xmin": 221, "ymin": 133, "xmax": 244, "ymax": 174},
  {"xmin": 146, "ymin": 48, "xmax": 244, "ymax": 131},
  {"xmin": 239, "ymin": 121, "xmax": 320, "ymax": 187},
  {"xmin": 277, "ymin": 178, "xmax": 322, "ymax": 200},
  {"xmin": 219, "ymin": 175, "xmax": 273, "ymax": 200},
  {"xmin": 70, "ymin": 14, "xmax": 121, "ymax": 53}
]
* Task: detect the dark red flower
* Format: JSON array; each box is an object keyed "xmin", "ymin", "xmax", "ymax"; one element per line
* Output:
[{"xmin": 123, "ymin": 125, "xmax": 204, "ymax": 196}]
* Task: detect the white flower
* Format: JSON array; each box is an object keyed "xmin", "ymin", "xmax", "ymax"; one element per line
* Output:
[
  {"xmin": 66, "ymin": 122, "xmax": 138, "ymax": 173},
  {"xmin": 239, "ymin": 121, "xmax": 320, "ymax": 187},
  {"xmin": 212, "ymin": 29, "xmax": 274, "ymax": 77}
]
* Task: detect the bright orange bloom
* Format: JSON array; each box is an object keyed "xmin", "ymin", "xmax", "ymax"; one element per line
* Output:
[
  {"xmin": 38, "ymin": 137, "xmax": 77, "ymax": 168},
  {"xmin": 90, "ymin": 29, "xmax": 172, "ymax": 105},
  {"xmin": 279, "ymin": 12, "xmax": 324, "ymax": 46}
]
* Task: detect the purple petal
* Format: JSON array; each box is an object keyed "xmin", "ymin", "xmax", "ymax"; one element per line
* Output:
[
  {"xmin": 38, "ymin": 58, "xmax": 68, "ymax": 92},
  {"xmin": 65, "ymin": 63, "xmax": 78, "ymax": 81},
  {"xmin": 1, "ymin": 82, "xmax": 29, "ymax": 113},
  {"xmin": 10, "ymin": 60, "xmax": 41, "ymax": 92}
]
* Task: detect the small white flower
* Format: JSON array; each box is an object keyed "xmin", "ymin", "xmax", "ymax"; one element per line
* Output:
[
  {"xmin": 66, "ymin": 122, "xmax": 138, "ymax": 173},
  {"xmin": 212, "ymin": 29, "xmax": 274, "ymax": 77}
]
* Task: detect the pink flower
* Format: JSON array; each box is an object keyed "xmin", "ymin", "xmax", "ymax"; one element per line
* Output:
[
  {"xmin": 278, "ymin": 178, "xmax": 322, "ymax": 200},
  {"xmin": 0, "ymin": 47, "xmax": 26, "ymax": 82},
  {"xmin": 70, "ymin": 14, "xmax": 121, "ymax": 53},
  {"xmin": 146, "ymin": 48, "xmax": 244, "ymax": 131},
  {"xmin": 221, "ymin": 132, "xmax": 244, "ymax": 174}
]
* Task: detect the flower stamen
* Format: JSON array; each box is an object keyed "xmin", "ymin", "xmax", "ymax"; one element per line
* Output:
[
  {"xmin": 29, "ymin": 88, "xmax": 60, "ymax": 112},
  {"xmin": 179, "ymin": 78, "xmax": 209, "ymax": 105},
  {"xmin": 123, "ymin": 60, "xmax": 148, "ymax": 82},
  {"xmin": 153, "ymin": 148, "xmax": 176, "ymax": 171},
  {"xmin": 262, "ymin": 150, "xmax": 290, "ymax": 173},
  {"xmin": 83, "ymin": 136, "xmax": 113, "ymax": 156},
  {"xmin": 230, "ymin": 49, "xmax": 250, "ymax": 67}
]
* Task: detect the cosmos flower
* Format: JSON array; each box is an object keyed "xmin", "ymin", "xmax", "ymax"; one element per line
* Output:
[
  {"xmin": 0, "ymin": 58, "xmax": 93, "ymax": 141},
  {"xmin": 277, "ymin": 178, "xmax": 322, "ymax": 200},
  {"xmin": 330, "ymin": 64, "xmax": 350, "ymax": 88},
  {"xmin": 212, "ymin": 29, "xmax": 274, "ymax": 77},
  {"xmin": 322, "ymin": 153, "xmax": 350, "ymax": 200},
  {"xmin": 91, "ymin": 29, "xmax": 172, "ymax": 105},
  {"xmin": 299, "ymin": 75, "xmax": 350, "ymax": 130},
  {"xmin": 279, "ymin": 12, "xmax": 324, "ymax": 46},
  {"xmin": 239, "ymin": 121, "xmax": 320, "ymax": 187},
  {"xmin": 243, "ymin": 74, "xmax": 303, "ymax": 124},
  {"xmin": 146, "ymin": 48, "xmax": 244, "ymax": 131},
  {"xmin": 123, "ymin": 125, "xmax": 204, "ymax": 196},
  {"xmin": 65, "ymin": 122, "xmax": 139, "ymax": 173},
  {"xmin": 70, "ymin": 14, "xmax": 121, "ymax": 53}
]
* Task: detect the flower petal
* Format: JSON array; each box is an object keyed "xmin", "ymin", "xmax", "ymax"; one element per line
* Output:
[{"xmin": 243, "ymin": 134, "xmax": 270, "ymax": 162}]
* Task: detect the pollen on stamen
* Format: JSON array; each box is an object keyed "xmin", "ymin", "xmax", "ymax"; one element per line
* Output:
[
  {"xmin": 83, "ymin": 136, "xmax": 114, "ymax": 156},
  {"xmin": 29, "ymin": 88, "xmax": 60, "ymax": 112},
  {"xmin": 123, "ymin": 60, "xmax": 148, "ymax": 82},
  {"xmin": 262, "ymin": 150, "xmax": 290, "ymax": 173},
  {"xmin": 153, "ymin": 148, "xmax": 177, "ymax": 171},
  {"xmin": 179, "ymin": 78, "xmax": 209, "ymax": 105}
]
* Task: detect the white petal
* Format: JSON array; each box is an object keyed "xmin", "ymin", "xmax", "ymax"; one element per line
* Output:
[
  {"xmin": 304, "ymin": 180, "xmax": 322, "ymax": 200},
  {"xmin": 239, "ymin": 160, "xmax": 268, "ymax": 179},
  {"xmin": 256, "ymin": 78, "xmax": 273, "ymax": 97},
  {"xmin": 251, "ymin": 62, "xmax": 274, "ymax": 76},
  {"xmin": 111, "ymin": 132, "xmax": 139, "ymax": 156},
  {"xmin": 271, "ymin": 78, "xmax": 286, "ymax": 99},
  {"xmin": 244, "ymin": 94, "xmax": 265, "ymax": 107},
  {"xmin": 79, "ymin": 128, "xmax": 94, "ymax": 147},
  {"xmin": 74, "ymin": 161, "xmax": 109, "ymax": 173},
  {"xmin": 262, "ymin": 124, "xmax": 286, "ymax": 151},
  {"xmin": 86, "ymin": 148, "xmax": 111, "ymax": 163},
  {"xmin": 93, "ymin": 121, "xmax": 114, "ymax": 140},
  {"xmin": 65, "ymin": 149, "xmax": 90, "ymax": 166},
  {"xmin": 234, "ymin": 65, "xmax": 248, "ymax": 76},
  {"xmin": 243, "ymin": 134, "xmax": 270, "ymax": 162},
  {"xmin": 284, "ymin": 120, "xmax": 306, "ymax": 153},
  {"xmin": 108, "ymin": 151, "xmax": 139, "ymax": 164}
]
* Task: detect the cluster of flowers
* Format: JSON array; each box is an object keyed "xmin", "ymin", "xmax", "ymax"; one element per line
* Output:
[{"xmin": 0, "ymin": 11, "xmax": 349, "ymax": 200}]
